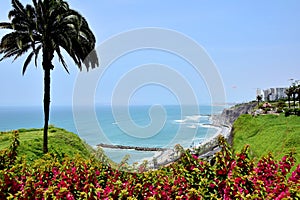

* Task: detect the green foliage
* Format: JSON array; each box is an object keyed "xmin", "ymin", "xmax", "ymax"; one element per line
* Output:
[
  {"xmin": 0, "ymin": 135, "xmax": 299, "ymax": 199},
  {"xmin": 0, "ymin": 126, "xmax": 93, "ymax": 162},
  {"xmin": 232, "ymin": 114, "xmax": 300, "ymax": 162},
  {"xmin": 276, "ymin": 100, "xmax": 286, "ymax": 112},
  {"xmin": 0, "ymin": 0, "xmax": 98, "ymax": 72},
  {"xmin": 285, "ymin": 108, "xmax": 300, "ymax": 117},
  {"xmin": 0, "ymin": 131, "xmax": 19, "ymax": 170}
]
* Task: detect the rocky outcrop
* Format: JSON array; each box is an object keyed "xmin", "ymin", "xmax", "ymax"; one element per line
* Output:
[
  {"xmin": 212, "ymin": 102, "xmax": 257, "ymax": 127},
  {"xmin": 211, "ymin": 102, "xmax": 256, "ymax": 145}
]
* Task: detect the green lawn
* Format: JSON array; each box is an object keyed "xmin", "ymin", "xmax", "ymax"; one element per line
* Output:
[
  {"xmin": 232, "ymin": 114, "xmax": 300, "ymax": 162},
  {"xmin": 0, "ymin": 126, "xmax": 94, "ymax": 161}
]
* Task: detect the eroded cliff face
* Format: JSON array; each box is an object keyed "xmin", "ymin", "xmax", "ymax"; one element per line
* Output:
[
  {"xmin": 213, "ymin": 102, "xmax": 256, "ymax": 127},
  {"xmin": 194, "ymin": 103, "xmax": 257, "ymax": 157},
  {"xmin": 211, "ymin": 102, "xmax": 257, "ymax": 145}
]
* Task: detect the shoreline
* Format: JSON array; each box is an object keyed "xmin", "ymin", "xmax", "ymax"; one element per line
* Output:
[
  {"xmin": 149, "ymin": 120, "xmax": 232, "ymax": 168},
  {"xmin": 191, "ymin": 123, "xmax": 232, "ymax": 150},
  {"xmin": 98, "ymin": 116, "xmax": 232, "ymax": 168},
  {"xmin": 148, "ymin": 103, "xmax": 256, "ymax": 167},
  {"xmin": 96, "ymin": 103, "xmax": 257, "ymax": 167}
]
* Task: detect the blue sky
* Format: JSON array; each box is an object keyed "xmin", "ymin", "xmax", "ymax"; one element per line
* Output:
[{"xmin": 0, "ymin": 0, "xmax": 300, "ymax": 106}]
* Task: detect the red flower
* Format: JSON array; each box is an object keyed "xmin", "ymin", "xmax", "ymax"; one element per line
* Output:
[{"xmin": 217, "ymin": 169, "xmax": 227, "ymax": 175}]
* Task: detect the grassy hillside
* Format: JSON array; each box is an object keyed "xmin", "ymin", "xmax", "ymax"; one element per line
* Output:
[
  {"xmin": 0, "ymin": 126, "xmax": 94, "ymax": 161},
  {"xmin": 232, "ymin": 114, "xmax": 300, "ymax": 162}
]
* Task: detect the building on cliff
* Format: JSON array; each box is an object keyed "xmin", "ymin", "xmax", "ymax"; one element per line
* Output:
[{"xmin": 259, "ymin": 87, "xmax": 287, "ymax": 101}]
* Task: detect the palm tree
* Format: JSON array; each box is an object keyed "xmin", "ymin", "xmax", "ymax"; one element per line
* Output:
[
  {"xmin": 291, "ymin": 85, "xmax": 297, "ymax": 109},
  {"xmin": 256, "ymin": 95, "xmax": 262, "ymax": 107},
  {"xmin": 296, "ymin": 85, "xmax": 300, "ymax": 108},
  {"xmin": 285, "ymin": 87, "xmax": 293, "ymax": 109},
  {"xmin": 0, "ymin": 0, "xmax": 98, "ymax": 153}
]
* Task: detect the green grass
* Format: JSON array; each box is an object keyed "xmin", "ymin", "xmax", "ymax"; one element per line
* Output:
[
  {"xmin": 0, "ymin": 126, "xmax": 94, "ymax": 162},
  {"xmin": 232, "ymin": 114, "xmax": 300, "ymax": 162}
]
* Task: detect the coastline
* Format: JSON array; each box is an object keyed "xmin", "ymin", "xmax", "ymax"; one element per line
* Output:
[
  {"xmin": 97, "ymin": 108, "xmax": 235, "ymax": 167},
  {"xmin": 134, "ymin": 113, "xmax": 233, "ymax": 168},
  {"xmin": 150, "ymin": 102, "xmax": 256, "ymax": 167},
  {"xmin": 97, "ymin": 103, "xmax": 256, "ymax": 167},
  {"xmin": 147, "ymin": 115, "xmax": 232, "ymax": 168},
  {"xmin": 192, "ymin": 123, "xmax": 232, "ymax": 150}
]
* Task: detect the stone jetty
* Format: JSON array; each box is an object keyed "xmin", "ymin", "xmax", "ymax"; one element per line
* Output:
[{"xmin": 97, "ymin": 143, "xmax": 168, "ymax": 151}]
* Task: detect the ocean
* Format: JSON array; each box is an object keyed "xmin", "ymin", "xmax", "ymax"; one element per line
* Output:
[{"xmin": 0, "ymin": 105, "xmax": 225, "ymax": 163}]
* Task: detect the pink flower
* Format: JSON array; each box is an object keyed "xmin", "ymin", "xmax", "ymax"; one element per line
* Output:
[{"xmin": 66, "ymin": 193, "xmax": 75, "ymax": 200}]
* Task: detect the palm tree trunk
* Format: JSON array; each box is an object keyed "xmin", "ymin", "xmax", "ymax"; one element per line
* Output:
[
  {"xmin": 43, "ymin": 68, "xmax": 50, "ymax": 153},
  {"xmin": 42, "ymin": 39, "xmax": 54, "ymax": 154},
  {"xmin": 293, "ymin": 93, "xmax": 296, "ymax": 109},
  {"xmin": 298, "ymin": 91, "xmax": 300, "ymax": 108}
]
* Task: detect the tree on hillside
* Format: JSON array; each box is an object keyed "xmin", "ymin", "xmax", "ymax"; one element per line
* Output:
[
  {"xmin": 291, "ymin": 85, "xmax": 297, "ymax": 109},
  {"xmin": 296, "ymin": 84, "xmax": 300, "ymax": 108},
  {"xmin": 285, "ymin": 87, "xmax": 293, "ymax": 109},
  {"xmin": 256, "ymin": 95, "xmax": 262, "ymax": 107},
  {"xmin": 0, "ymin": 0, "xmax": 98, "ymax": 153}
]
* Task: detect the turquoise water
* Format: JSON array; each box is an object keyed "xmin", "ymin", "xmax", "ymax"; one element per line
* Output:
[{"xmin": 0, "ymin": 105, "xmax": 224, "ymax": 163}]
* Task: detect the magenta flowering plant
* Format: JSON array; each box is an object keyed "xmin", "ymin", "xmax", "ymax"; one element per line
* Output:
[{"xmin": 0, "ymin": 133, "xmax": 299, "ymax": 199}]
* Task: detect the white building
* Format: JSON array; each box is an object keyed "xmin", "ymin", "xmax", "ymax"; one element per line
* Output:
[
  {"xmin": 256, "ymin": 88, "xmax": 263, "ymax": 97},
  {"xmin": 262, "ymin": 87, "xmax": 287, "ymax": 101}
]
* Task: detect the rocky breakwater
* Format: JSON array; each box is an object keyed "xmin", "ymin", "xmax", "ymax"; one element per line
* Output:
[{"xmin": 97, "ymin": 143, "xmax": 168, "ymax": 151}]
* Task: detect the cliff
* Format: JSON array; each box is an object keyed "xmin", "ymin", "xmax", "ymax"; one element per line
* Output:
[
  {"xmin": 212, "ymin": 102, "xmax": 257, "ymax": 127},
  {"xmin": 211, "ymin": 102, "xmax": 257, "ymax": 145}
]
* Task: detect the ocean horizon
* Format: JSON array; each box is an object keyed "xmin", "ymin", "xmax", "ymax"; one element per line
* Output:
[{"xmin": 0, "ymin": 105, "xmax": 225, "ymax": 163}]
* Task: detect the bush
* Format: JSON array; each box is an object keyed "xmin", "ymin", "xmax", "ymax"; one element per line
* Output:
[
  {"xmin": 0, "ymin": 136, "xmax": 299, "ymax": 199},
  {"xmin": 0, "ymin": 131, "xmax": 19, "ymax": 170},
  {"xmin": 295, "ymin": 108, "xmax": 300, "ymax": 116},
  {"xmin": 285, "ymin": 108, "xmax": 291, "ymax": 117},
  {"xmin": 285, "ymin": 108, "xmax": 300, "ymax": 117}
]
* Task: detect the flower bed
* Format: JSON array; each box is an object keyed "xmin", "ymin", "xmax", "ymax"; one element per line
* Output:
[{"xmin": 0, "ymin": 132, "xmax": 299, "ymax": 199}]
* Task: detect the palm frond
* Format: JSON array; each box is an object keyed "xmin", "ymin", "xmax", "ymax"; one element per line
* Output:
[
  {"xmin": 12, "ymin": 0, "xmax": 25, "ymax": 13},
  {"xmin": 22, "ymin": 50, "xmax": 35, "ymax": 75},
  {"xmin": 34, "ymin": 44, "xmax": 42, "ymax": 66},
  {"xmin": 1, "ymin": 0, "xmax": 98, "ymax": 73},
  {"xmin": 10, "ymin": 0, "xmax": 27, "ymax": 22},
  {"xmin": 55, "ymin": 47, "xmax": 69, "ymax": 74},
  {"xmin": 0, "ymin": 22, "xmax": 13, "ymax": 29}
]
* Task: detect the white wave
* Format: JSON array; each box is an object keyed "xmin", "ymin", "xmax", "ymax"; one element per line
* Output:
[
  {"xmin": 174, "ymin": 119, "xmax": 186, "ymax": 123},
  {"xmin": 200, "ymin": 124, "xmax": 212, "ymax": 128},
  {"xmin": 174, "ymin": 114, "xmax": 206, "ymax": 124},
  {"xmin": 185, "ymin": 115, "xmax": 202, "ymax": 121},
  {"xmin": 187, "ymin": 124, "xmax": 197, "ymax": 129},
  {"xmin": 174, "ymin": 115, "xmax": 210, "ymax": 124}
]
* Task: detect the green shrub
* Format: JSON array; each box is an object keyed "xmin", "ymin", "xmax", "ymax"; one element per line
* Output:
[
  {"xmin": 284, "ymin": 108, "xmax": 300, "ymax": 117},
  {"xmin": 0, "ymin": 136, "xmax": 299, "ymax": 199}
]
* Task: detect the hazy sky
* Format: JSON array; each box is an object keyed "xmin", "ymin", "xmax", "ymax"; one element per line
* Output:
[{"xmin": 0, "ymin": 0, "xmax": 300, "ymax": 106}]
